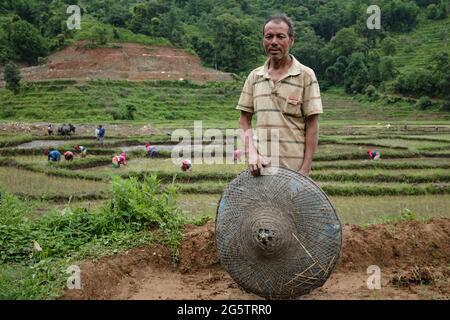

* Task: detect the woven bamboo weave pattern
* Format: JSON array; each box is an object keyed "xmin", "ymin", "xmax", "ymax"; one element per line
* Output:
[{"xmin": 215, "ymin": 167, "xmax": 342, "ymax": 299}]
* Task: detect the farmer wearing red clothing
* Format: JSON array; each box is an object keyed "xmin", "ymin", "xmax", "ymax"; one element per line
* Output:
[
  {"xmin": 181, "ymin": 159, "xmax": 192, "ymax": 172},
  {"xmin": 145, "ymin": 143, "xmax": 158, "ymax": 158},
  {"xmin": 112, "ymin": 152, "xmax": 127, "ymax": 168},
  {"xmin": 74, "ymin": 145, "xmax": 87, "ymax": 158},
  {"xmin": 64, "ymin": 151, "xmax": 74, "ymax": 161}
]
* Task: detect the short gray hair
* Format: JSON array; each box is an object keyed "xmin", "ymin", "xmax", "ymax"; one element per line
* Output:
[{"xmin": 263, "ymin": 14, "xmax": 295, "ymax": 38}]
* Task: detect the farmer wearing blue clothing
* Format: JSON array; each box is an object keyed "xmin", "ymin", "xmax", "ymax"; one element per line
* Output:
[
  {"xmin": 97, "ymin": 125, "xmax": 106, "ymax": 146},
  {"xmin": 46, "ymin": 149, "xmax": 61, "ymax": 162}
]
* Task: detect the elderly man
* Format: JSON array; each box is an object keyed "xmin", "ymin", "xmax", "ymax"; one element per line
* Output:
[{"xmin": 237, "ymin": 14, "xmax": 323, "ymax": 176}]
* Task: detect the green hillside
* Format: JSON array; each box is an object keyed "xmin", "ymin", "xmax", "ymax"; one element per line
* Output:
[
  {"xmin": 393, "ymin": 17, "xmax": 450, "ymax": 72},
  {"xmin": 1, "ymin": 80, "xmax": 448, "ymax": 126}
]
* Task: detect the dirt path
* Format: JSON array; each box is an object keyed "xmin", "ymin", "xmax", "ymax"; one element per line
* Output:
[{"xmin": 61, "ymin": 218, "xmax": 450, "ymax": 300}]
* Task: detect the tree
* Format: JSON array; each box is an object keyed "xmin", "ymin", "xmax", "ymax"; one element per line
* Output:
[
  {"xmin": 379, "ymin": 56, "xmax": 397, "ymax": 81},
  {"xmin": 330, "ymin": 28, "xmax": 365, "ymax": 58},
  {"xmin": 211, "ymin": 14, "xmax": 261, "ymax": 72},
  {"xmin": 384, "ymin": 0, "xmax": 420, "ymax": 32},
  {"xmin": 344, "ymin": 53, "xmax": 369, "ymax": 94},
  {"xmin": 9, "ymin": 19, "xmax": 48, "ymax": 64},
  {"xmin": 380, "ymin": 37, "xmax": 398, "ymax": 56},
  {"xmin": 90, "ymin": 26, "xmax": 108, "ymax": 45},
  {"xmin": 4, "ymin": 61, "xmax": 21, "ymax": 94}
]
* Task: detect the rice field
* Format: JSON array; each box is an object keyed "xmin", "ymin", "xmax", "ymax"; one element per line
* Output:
[
  {"xmin": 0, "ymin": 167, "xmax": 108, "ymax": 197},
  {"xmin": 175, "ymin": 194, "xmax": 450, "ymax": 225},
  {"xmin": 1, "ymin": 125, "xmax": 449, "ymax": 226}
]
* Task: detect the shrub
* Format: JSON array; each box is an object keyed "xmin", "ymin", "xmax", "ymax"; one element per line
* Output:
[
  {"xmin": 416, "ymin": 96, "xmax": 433, "ymax": 110},
  {"xmin": 364, "ymin": 85, "xmax": 379, "ymax": 100}
]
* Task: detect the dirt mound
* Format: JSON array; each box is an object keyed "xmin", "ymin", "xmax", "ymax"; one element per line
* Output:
[
  {"xmin": 339, "ymin": 218, "xmax": 450, "ymax": 271},
  {"xmin": 15, "ymin": 42, "xmax": 233, "ymax": 83},
  {"xmin": 180, "ymin": 218, "xmax": 450, "ymax": 273},
  {"xmin": 62, "ymin": 244, "xmax": 172, "ymax": 300},
  {"xmin": 61, "ymin": 218, "xmax": 450, "ymax": 300},
  {"xmin": 178, "ymin": 221, "xmax": 219, "ymax": 273}
]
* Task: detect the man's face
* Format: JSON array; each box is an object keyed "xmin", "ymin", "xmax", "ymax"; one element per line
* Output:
[{"xmin": 263, "ymin": 20, "xmax": 294, "ymax": 61}]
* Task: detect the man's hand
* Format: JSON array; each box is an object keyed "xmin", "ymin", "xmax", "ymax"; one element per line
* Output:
[
  {"xmin": 298, "ymin": 167, "xmax": 311, "ymax": 176},
  {"xmin": 249, "ymin": 152, "xmax": 270, "ymax": 177}
]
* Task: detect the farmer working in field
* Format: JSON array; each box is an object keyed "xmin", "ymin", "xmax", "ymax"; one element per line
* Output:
[
  {"xmin": 237, "ymin": 14, "xmax": 323, "ymax": 177},
  {"xmin": 45, "ymin": 149, "xmax": 61, "ymax": 162},
  {"xmin": 145, "ymin": 143, "xmax": 158, "ymax": 158},
  {"xmin": 64, "ymin": 150, "xmax": 74, "ymax": 161},
  {"xmin": 97, "ymin": 125, "xmax": 106, "ymax": 146},
  {"xmin": 181, "ymin": 159, "xmax": 192, "ymax": 172},
  {"xmin": 367, "ymin": 149, "xmax": 381, "ymax": 160},
  {"xmin": 74, "ymin": 145, "xmax": 87, "ymax": 158},
  {"xmin": 112, "ymin": 152, "xmax": 127, "ymax": 168}
]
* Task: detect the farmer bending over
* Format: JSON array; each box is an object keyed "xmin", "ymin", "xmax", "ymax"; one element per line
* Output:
[
  {"xmin": 64, "ymin": 151, "xmax": 74, "ymax": 161},
  {"xmin": 46, "ymin": 149, "xmax": 61, "ymax": 162},
  {"xmin": 146, "ymin": 144, "xmax": 158, "ymax": 158},
  {"xmin": 112, "ymin": 152, "xmax": 127, "ymax": 168},
  {"xmin": 74, "ymin": 145, "xmax": 87, "ymax": 158}
]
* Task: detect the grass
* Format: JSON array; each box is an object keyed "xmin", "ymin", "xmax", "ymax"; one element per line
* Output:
[
  {"xmin": 169, "ymin": 180, "xmax": 450, "ymax": 196},
  {"xmin": 392, "ymin": 17, "xmax": 450, "ymax": 75},
  {"xmin": 0, "ymin": 175, "xmax": 185, "ymax": 299},
  {"xmin": 175, "ymin": 194, "xmax": 450, "ymax": 226},
  {"xmin": 2, "ymin": 78, "xmax": 449, "ymax": 123},
  {"xmin": 0, "ymin": 167, "xmax": 108, "ymax": 197}
]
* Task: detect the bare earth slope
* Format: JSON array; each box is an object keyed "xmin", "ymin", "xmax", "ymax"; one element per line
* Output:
[{"xmin": 12, "ymin": 42, "xmax": 233, "ymax": 83}]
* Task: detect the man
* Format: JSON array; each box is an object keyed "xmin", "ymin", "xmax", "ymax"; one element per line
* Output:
[
  {"xmin": 74, "ymin": 145, "xmax": 87, "ymax": 158},
  {"xmin": 237, "ymin": 14, "xmax": 322, "ymax": 177},
  {"xmin": 145, "ymin": 143, "xmax": 158, "ymax": 158},
  {"xmin": 47, "ymin": 124, "xmax": 53, "ymax": 136},
  {"xmin": 97, "ymin": 125, "xmax": 105, "ymax": 146},
  {"xmin": 46, "ymin": 149, "xmax": 61, "ymax": 162},
  {"xmin": 64, "ymin": 150, "xmax": 74, "ymax": 161},
  {"xmin": 112, "ymin": 152, "xmax": 127, "ymax": 168},
  {"xmin": 180, "ymin": 159, "xmax": 192, "ymax": 172}
]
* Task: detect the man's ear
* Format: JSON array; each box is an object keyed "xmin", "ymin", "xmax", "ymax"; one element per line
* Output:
[{"xmin": 289, "ymin": 36, "xmax": 295, "ymax": 48}]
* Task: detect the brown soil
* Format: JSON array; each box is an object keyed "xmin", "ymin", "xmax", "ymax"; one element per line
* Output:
[
  {"xmin": 61, "ymin": 218, "xmax": 450, "ymax": 300},
  {"xmin": 3, "ymin": 42, "xmax": 232, "ymax": 84}
]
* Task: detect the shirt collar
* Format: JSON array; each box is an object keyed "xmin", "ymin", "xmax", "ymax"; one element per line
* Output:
[{"xmin": 256, "ymin": 54, "xmax": 302, "ymax": 79}]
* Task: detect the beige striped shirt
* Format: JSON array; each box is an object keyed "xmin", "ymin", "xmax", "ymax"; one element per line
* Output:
[{"xmin": 236, "ymin": 55, "xmax": 323, "ymax": 171}]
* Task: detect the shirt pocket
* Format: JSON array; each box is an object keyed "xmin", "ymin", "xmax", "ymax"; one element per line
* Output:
[{"xmin": 281, "ymin": 89, "xmax": 303, "ymax": 118}]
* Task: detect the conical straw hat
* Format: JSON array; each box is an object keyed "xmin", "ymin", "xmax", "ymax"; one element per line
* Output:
[{"xmin": 215, "ymin": 167, "xmax": 342, "ymax": 299}]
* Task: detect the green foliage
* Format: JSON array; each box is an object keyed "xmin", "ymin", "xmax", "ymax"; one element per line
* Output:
[
  {"xmin": 384, "ymin": 0, "xmax": 421, "ymax": 32},
  {"xmin": 9, "ymin": 18, "xmax": 48, "ymax": 64},
  {"xmin": 380, "ymin": 37, "xmax": 398, "ymax": 56},
  {"xmin": 331, "ymin": 27, "xmax": 365, "ymax": 57},
  {"xmin": 0, "ymin": 174, "xmax": 186, "ymax": 298},
  {"xmin": 210, "ymin": 13, "xmax": 261, "ymax": 73},
  {"xmin": 344, "ymin": 53, "xmax": 369, "ymax": 93},
  {"xmin": 108, "ymin": 175, "xmax": 185, "ymax": 256},
  {"xmin": 4, "ymin": 61, "xmax": 21, "ymax": 94},
  {"xmin": 416, "ymin": 96, "xmax": 434, "ymax": 109},
  {"xmin": 426, "ymin": 1, "xmax": 448, "ymax": 20},
  {"xmin": 365, "ymin": 85, "xmax": 379, "ymax": 101},
  {"xmin": 89, "ymin": 26, "xmax": 108, "ymax": 46}
]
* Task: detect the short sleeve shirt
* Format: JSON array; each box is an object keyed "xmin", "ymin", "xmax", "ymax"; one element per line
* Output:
[{"xmin": 236, "ymin": 55, "xmax": 323, "ymax": 171}]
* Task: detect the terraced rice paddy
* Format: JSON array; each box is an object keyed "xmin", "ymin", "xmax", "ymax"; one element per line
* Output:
[{"xmin": 1, "ymin": 127, "xmax": 449, "ymax": 226}]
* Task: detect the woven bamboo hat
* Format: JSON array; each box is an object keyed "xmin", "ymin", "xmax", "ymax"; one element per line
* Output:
[{"xmin": 215, "ymin": 167, "xmax": 342, "ymax": 299}]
